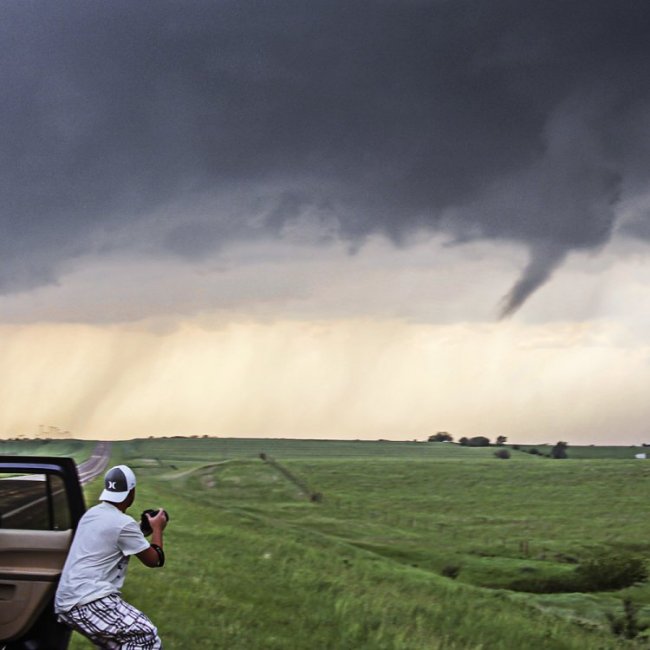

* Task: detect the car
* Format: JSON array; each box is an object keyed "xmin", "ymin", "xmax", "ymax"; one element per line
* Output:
[{"xmin": 0, "ymin": 456, "xmax": 86, "ymax": 650}]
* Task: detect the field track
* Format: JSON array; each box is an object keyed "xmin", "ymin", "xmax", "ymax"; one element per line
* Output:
[{"xmin": 76, "ymin": 440, "xmax": 111, "ymax": 484}]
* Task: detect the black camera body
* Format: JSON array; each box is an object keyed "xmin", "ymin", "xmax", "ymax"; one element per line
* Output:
[{"xmin": 139, "ymin": 508, "xmax": 169, "ymax": 536}]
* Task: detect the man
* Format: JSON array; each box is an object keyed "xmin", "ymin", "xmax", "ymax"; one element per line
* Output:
[{"xmin": 55, "ymin": 465, "xmax": 168, "ymax": 649}]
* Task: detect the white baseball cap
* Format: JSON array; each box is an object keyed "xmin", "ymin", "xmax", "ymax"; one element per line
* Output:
[{"xmin": 99, "ymin": 465, "xmax": 136, "ymax": 503}]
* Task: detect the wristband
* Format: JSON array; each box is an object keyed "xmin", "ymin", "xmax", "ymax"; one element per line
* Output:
[{"xmin": 150, "ymin": 543, "xmax": 165, "ymax": 567}]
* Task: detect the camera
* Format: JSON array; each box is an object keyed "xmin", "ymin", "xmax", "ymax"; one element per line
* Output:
[{"xmin": 139, "ymin": 508, "xmax": 169, "ymax": 536}]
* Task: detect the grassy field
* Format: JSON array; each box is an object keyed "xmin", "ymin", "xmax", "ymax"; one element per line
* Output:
[
  {"xmin": 0, "ymin": 438, "xmax": 94, "ymax": 463},
  {"xmin": 11, "ymin": 437, "xmax": 650, "ymax": 648}
]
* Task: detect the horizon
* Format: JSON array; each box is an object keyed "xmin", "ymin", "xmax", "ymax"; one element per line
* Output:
[{"xmin": 2, "ymin": 434, "xmax": 649, "ymax": 449}]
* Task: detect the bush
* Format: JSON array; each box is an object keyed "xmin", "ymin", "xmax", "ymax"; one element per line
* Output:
[
  {"xmin": 441, "ymin": 564, "xmax": 461, "ymax": 579},
  {"xmin": 494, "ymin": 449, "xmax": 511, "ymax": 459},
  {"xmin": 575, "ymin": 551, "xmax": 648, "ymax": 591},
  {"xmin": 502, "ymin": 551, "xmax": 648, "ymax": 594},
  {"xmin": 457, "ymin": 436, "xmax": 491, "ymax": 447},
  {"xmin": 551, "ymin": 441, "xmax": 568, "ymax": 459},
  {"xmin": 428, "ymin": 432, "xmax": 453, "ymax": 442}
]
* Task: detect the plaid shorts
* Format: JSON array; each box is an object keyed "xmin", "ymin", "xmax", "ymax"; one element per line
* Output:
[{"xmin": 57, "ymin": 593, "xmax": 162, "ymax": 649}]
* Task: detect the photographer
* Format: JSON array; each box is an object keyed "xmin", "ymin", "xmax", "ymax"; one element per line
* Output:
[{"xmin": 55, "ymin": 465, "xmax": 168, "ymax": 649}]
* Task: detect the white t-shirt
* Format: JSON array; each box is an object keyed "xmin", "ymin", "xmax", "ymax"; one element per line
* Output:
[{"xmin": 55, "ymin": 501, "xmax": 150, "ymax": 613}]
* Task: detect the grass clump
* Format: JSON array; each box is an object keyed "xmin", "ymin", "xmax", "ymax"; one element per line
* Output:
[
  {"xmin": 502, "ymin": 550, "xmax": 648, "ymax": 594},
  {"xmin": 606, "ymin": 598, "xmax": 649, "ymax": 640},
  {"xmin": 575, "ymin": 551, "xmax": 648, "ymax": 592},
  {"xmin": 441, "ymin": 564, "xmax": 462, "ymax": 580}
]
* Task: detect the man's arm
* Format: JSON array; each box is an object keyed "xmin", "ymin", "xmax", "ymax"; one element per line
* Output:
[{"xmin": 136, "ymin": 508, "xmax": 168, "ymax": 568}]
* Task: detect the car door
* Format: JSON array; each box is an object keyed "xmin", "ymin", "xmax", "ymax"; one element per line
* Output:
[{"xmin": 0, "ymin": 456, "xmax": 85, "ymax": 650}]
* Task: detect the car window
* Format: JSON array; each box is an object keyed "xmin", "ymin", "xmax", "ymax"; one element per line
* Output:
[{"xmin": 0, "ymin": 471, "xmax": 72, "ymax": 530}]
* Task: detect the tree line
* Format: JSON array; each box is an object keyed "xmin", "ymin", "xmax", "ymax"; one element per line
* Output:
[
  {"xmin": 427, "ymin": 432, "xmax": 569, "ymax": 458},
  {"xmin": 427, "ymin": 432, "xmax": 507, "ymax": 446}
]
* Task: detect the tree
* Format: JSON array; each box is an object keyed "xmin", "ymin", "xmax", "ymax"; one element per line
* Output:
[
  {"xmin": 458, "ymin": 436, "xmax": 490, "ymax": 447},
  {"xmin": 494, "ymin": 449, "xmax": 511, "ymax": 459},
  {"xmin": 467, "ymin": 436, "xmax": 491, "ymax": 447},
  {"xmin": 428, "ymin": 432, "xmax": 453, "ymax": 443},
  {"xmin": 551, "ymin": 441, "xmax": 569, "ymax": 459},
  {"xmin": 496, "ymin": 435, "xmax": 507, "ymax": 446}
]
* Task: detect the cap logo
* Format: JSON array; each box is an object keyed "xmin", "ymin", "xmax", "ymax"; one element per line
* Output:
[
  {"xmin": 104, "ymin": 467, "xmax": 128, "ymax": 491},
  {"xmin": 100, "ymin": 465, "xmax": 136, "ymax": 503}
]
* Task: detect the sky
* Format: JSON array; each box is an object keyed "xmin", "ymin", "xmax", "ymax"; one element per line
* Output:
[{"xmin": 3, "ymin": 1, "xmax": 650, "ymax": 443}]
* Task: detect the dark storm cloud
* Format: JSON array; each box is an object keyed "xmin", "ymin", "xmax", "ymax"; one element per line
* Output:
[{"xmin": 2, "ymin": 0, "xmax": 650, "ymax": 313}]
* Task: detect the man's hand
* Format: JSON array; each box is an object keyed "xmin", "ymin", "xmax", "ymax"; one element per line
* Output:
[
  {"xmin": 137, "ymin": 508, "xmax": 168, "ymax": 568},
  {"xmin": 146, "ymin": 508, "xmax": 168, "ymax": 533}
]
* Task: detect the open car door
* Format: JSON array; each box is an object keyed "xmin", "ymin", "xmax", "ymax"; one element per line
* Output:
[{"xmin": 0, "ymin": 457, "xmax": 85, "ymax": 650}]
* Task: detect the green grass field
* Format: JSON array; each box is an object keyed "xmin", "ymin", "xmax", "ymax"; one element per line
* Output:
[
  {"xmin": 11, "ymin": 437, "xmax": 650, "ymax": 648},
  {"xmin": 0, "ymin": 438, "xmax": 94, "ymax": 463}
]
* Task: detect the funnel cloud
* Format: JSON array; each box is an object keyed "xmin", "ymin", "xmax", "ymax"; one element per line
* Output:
[{"xmin": 3, "ymin": 1, "xmax": 650, "ymax": 313}]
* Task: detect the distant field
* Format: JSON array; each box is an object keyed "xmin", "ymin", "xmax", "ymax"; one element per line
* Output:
[
  {"xmin": 122, "ymin": 436, "xmax": 650, "ymax": 461},
  {"xmin": 0, "ymin": 438, "xmax": 94, "ymax": 463},
  {"xmin": 120, "ymin": 436, "xmax": 490, "ymax": 461}
]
